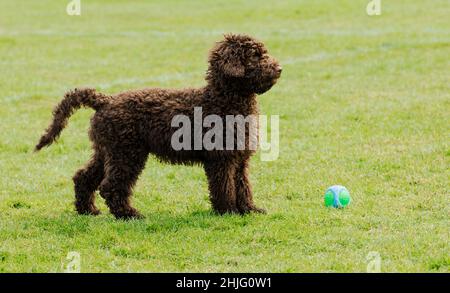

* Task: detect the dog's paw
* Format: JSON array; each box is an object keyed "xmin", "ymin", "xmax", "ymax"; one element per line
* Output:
[
  {"xmin": 238, "ymin": 205, "xmax": 267, "ymax": 215},
  {"xmin": 213, "ymin": 207, "xmax": 240, "ymax": 215},
  {"xmin": 76, "ymin": 204, "xmax": 101, "ymax": 216},
  {"xmin": 249, "ymin": 206, "xmax": 267, "ymax": 214},
  {"xmin": 113, "ymin": 209, "xmax": 145, "ymax": 220}
]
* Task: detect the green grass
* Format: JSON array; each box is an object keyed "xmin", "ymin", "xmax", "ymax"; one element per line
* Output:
[{"xmin": 0, "ymin": 0, "xmax": 449, "ymax": 272}]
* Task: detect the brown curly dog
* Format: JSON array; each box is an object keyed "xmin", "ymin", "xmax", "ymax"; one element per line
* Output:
[{"xmin": 35, "ymin": 33, "xmax": 282, "ymax": 219}]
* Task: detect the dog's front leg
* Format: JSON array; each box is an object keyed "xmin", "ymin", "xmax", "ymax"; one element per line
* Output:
[
  {"xmin": 204, "ymin": 159, "xmax": 239, "ymax": 214},
  {"xmin": 235, "ymin": 158, "xmax": 266, "ymax": 214}
]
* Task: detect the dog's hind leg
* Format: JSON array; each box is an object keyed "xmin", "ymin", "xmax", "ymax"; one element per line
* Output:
[
  {"xmin": 73, "ymin": 151, "xmax": 104, "ymax": 215},
  {"xmin": 99, "ymin": 149, "xmax": 148, "ymax": 220},
  {"xmin": 204, "ymin": 160, "xmax": 239, "ymax": 214},
  {"xmin": 235, "ymin": 158, "xmax": 266, "ymax": 214}
]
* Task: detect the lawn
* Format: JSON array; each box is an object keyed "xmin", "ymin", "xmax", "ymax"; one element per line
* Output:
[{"xmin": 0, "ymin": 0, "xmax": 449, "ymax": 272}]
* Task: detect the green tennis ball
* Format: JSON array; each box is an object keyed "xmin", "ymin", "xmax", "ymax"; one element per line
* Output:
[{"xmin": 324, "ymin": 185, "xmax": 351, "ymax": 208}]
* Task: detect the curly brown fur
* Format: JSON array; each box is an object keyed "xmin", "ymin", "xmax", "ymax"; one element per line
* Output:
[{"xmin": 35, "ymin": 34, "xmax": 282, "ymax": 219}]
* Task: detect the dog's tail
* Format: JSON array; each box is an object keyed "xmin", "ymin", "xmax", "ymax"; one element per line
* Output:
[{"xmin": 35, "ymin": 88, "xmax": 110, "ymax": 151}]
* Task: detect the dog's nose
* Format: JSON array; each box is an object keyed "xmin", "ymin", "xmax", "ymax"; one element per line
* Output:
[{"xmin": 276, "ymin": 65, "xmax": 282, "ymax": 74}]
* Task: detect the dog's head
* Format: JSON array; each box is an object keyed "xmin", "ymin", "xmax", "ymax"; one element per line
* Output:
[{"xmin": 207, "ymin": 34, "xmax": 282, "ymax": 94}]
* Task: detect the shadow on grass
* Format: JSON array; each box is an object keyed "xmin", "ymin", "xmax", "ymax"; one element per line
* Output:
[{"xmin": 30, "ymin": 209, "xmax": 258, "ymax": 237}]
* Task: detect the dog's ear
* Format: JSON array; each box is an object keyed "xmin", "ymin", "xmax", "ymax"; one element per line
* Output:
[
  {"xmin": 220, "ymin": 47, "xmax": 245, "ymax": 77},
  {"xmin": 222, "ymin": 58, "xmax": 245, "ymax": 77}
]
